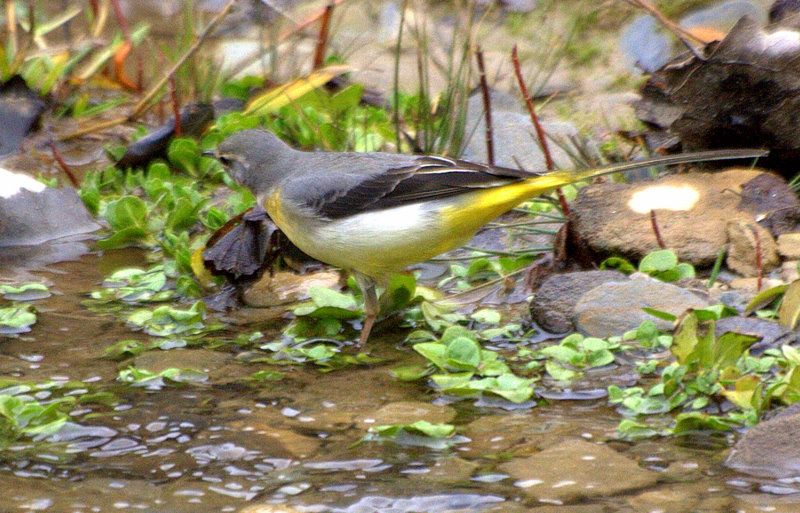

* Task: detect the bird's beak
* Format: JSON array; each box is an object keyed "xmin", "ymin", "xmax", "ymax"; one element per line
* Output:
[{"xmin": 202, "ymin": 149, "xmax": 218, "ymax": 159}]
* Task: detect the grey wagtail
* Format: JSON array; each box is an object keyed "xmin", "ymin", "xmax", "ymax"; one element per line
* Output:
[{"xmin": 215, "ymin": 129, "xmax": 766, "ymax": 346}]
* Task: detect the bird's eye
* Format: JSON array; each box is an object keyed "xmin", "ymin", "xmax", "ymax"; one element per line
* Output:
[{"xmin": 218, "ymin": 155, "xmax": 233, "ymax": 166}]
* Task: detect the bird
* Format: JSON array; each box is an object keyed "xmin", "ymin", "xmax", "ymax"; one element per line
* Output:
[{"xmin": 214, "ymin": 129, "xmax": 765, "ymax": 346}]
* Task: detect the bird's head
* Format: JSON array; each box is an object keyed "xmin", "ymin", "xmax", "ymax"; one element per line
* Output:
[{"xmin": 215, "ymin": 129, "xmax": 295, "ymax": 196}]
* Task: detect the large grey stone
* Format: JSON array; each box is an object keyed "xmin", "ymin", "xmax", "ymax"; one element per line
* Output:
[
  {"xmin": 499, "ymin": 439, "xmax": 659, "ymax": 502},
  {"xmin": 573, "ymin": 278, "xmax": 709, "ymax": 337},
  {"xmin": 530, "ymin": 270, "xmax": 628, "ymax": 333},
  {"xmin": 726, "ymin": 412, "xmax": 800, "ymax": 478},
  {"xmin": 0, "ymin": 170, "xmax": 100, "ymax": 247},
  {"xmin": 568, "ymin": 169, "xmax": 787, "ymax": 266}
]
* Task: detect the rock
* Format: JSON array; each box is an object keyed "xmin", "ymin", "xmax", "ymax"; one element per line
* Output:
[
  {"xmin": 243, "ymin": 270, "xmax": 342, "ymax": 307},
  {"xmin": 530, "ymin": 270, "xmax": 629, "ymax": 333},
  {"xmin": 226, "ymin": 420, "xmax": 321, "ymax": 459},
  {"xmin": 772, "ymin": 0, "xmax": 800, "ymax": 27},
  {"xmin": 778, "ymin": 233, "xmax": 800, "ymax": 259},
  {"xmin": 573, "ymin": 278, "xmax": 709, "ymax": 337},
  {"xmin": 132, "ymin": 349, "xmax": 230, "ymax": 373},
  {"xmin": 726, "ymin": 221, "xmax": 780, "ymax": 277},
  {"xmin": 715, "ymin": 316, "xmax": 799, "ymax": 354},
  {"xmin": 499, "ymin": 439, "xmax": 659, "ymax": 502},
  {"xmin": 680, "ymin": 1, "xmax": 766, "ymax": 35},
  {"xmin": 738, "ymin": 173, "xmax": 800, "ymax": 236},
  {"xmin": 409, "ymin": 457, "xmax": 479, "ymax": 483},
  {"xmin": 0, "ymin": 76, "xmax": 46, "ymax": 156},
  {"xmin": 620, "ymin": 15, "xmax": 673, "ymax": 72},
  {"xmin": 627, "ymin": 483, "xmax": 733, "ymax": 513},
  {"xmin": 729, "ymin": 277, "xmax": 785, "ymax": 293},
  {"xmin": 782, "ymin": 260, "xmax": 800, "ymax": 282},
  {"xmin": 726, "ymin": 412, "xmax": 800, "ymax": 477},
  {"xmin": 462, "ymin": 90, "xmax": 593, "ymax": 173},
  {"xmin": 357, "ymin": 401, "xmax": 456, "ymax": 430},
  {"xmin": 0, "ymin": 169, "xmax": 100, "ymax": 247},
  {"xmin": 568, "ymin": 169, "xmax": 784, "ymax": 266},
  {"xmin": 733, "ymin": 494, "xmax": 800, "ymax": 513}
]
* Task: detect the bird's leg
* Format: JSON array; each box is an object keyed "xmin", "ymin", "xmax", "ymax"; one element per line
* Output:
[{"xmin": 353, "ymin": 272, "xmax": 379, "ymax": 348}]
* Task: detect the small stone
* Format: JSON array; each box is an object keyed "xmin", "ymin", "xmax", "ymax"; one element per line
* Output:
[
  {"xmin": 778, "ymin": 233, "xmax": 800, "ymax": 259},
  {"xmin": 573, "ymin": 278, "xmax": 709, "ymax": 337},
  {"xmin": 409, "ymin": 457, "xmax": 478, "ymax": 483},
  {"xmin": 530, "ymin": 271, "xmax": 628, "ymax": 333},
  {"xmin": 727, "ymin": 221, "xmax": 780, "ymax": 277},
  {"xmin": 727, "ymin": 412, "xmax": 800, "ymax": 477},
  {"xmin": 782, "ymin": 260, "xmax": 800, "ymax": 283},
  {"xmin": 132, "ymin": 349, "xmax": 229, "ymax": 373},
  {"xmin": 357, "ymin": 401, "xmax": 456, "ymax": 430},
  {"xmin": 243, "ymin": 270, "xmax": 342, "ymax": 307},
  {"xmin": 499, "ymin": 439, "xmax": 659, "ymax": 502},
  {"xmin": 226, "ymin": 420, "xmax": 321, "ymax": 459},
  {"xmin": 729, "ymin": 277, "xmax": 785, "ymax": 292}
]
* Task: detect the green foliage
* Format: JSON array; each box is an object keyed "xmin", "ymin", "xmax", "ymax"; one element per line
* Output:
[
  {"xmin": 534, "ymin": 333, "xmax": 622, "ymax": 381},
  {"xmin": 411, "ymin": 326, "xmax": 534, "ymax": 403},
  {"xmin": 606, "ymin": 307, "xmax": 800, "ymax": 439},
  {"xmin": 0, "ymin": 283, "xmax": 49, "ymax": 301},
  {"xmin": 0, "ymin": 395, "xmax": 73, "ymax": 443},
  {"xmin": 254, "ymin": 339, "xmax": 381, "ymax": 371},
  {"xmin": 90, "ymin": 266, "xmax": 174, "ymax": 303},
  {"xmin": 370, "ymin": 421, "xmax": 455, "ymax": 439},
  {"xmin": 0, "ymin": 304, "xmax": 37, "ymax": 335},
  {"xmin": 117, "ymin": 367, "xmax": 208, "ymax": 389},
  {"xmin": 126, "ymin": 301, "xmax": 212, "ymax": 337},
  {"xmin": 600, "ymin": 249, "xmax": 695, "ymax": 283}
]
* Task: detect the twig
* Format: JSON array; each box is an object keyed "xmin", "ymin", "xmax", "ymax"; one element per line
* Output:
[
  {"xmin": 475, "ymin": 45, "xmax": 494, "ymax": 165},
  {"xmin": 312, "ymin": 2, "xmax": 334, "ymax": 70},
  {"xmin": 224, "ymin": 0, "xmax": 349, "ymax": 80},
  {"xmin": 512, "ymin": 45, "xmax": 568, "ymax": 214},
  {"xmin": 168, "ymin": 74, "xmax": 181, "ymax": 136},
  {"xmin": 89, "ymin": 0, "xmax": 99, "ymax": 18},
  {"xmin": 392, "ymin": 0, "xmax": 408, "ymax": 152},
  {"xmin": 751, "ymin": 224, "xmax": 763, "ymax": 291},
  {"xmin": 110, "ymin": 0, "xmax": 131, "ymax": 40},
  {"xmin": 49, "ymin": 141, "xmax": 79, "ymax": 187},
  {"xmin": 59, "ymin": 0, "xmax": 236, "ymax": 141},
  {"xmin": 512, "ymin": 45, "xmax": 554, "ymax": 170},
  {"xmin": 5, "ymin": 1, "xmax": 17, "ymax": 57},
  {"xmin": 650, "ymin": 209, "xmax": 666, "ymax": 249},
  {"xmin": 623, "ymin": 0, "xmax": 706, "ymax": 61}
]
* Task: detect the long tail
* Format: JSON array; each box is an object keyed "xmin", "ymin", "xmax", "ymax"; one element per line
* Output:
[
  {"xmin": 461, "ymin": 148, "xmax": 769, "ymax": 224},
  {"xmin": 518, "ymin": 148, "xmax": 769, "ymax": 193}
]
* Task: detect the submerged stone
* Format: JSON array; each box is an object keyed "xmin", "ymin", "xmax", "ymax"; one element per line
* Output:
[
  {"xmin": 499, "ymin": 439, "xmax": 659, "ymax": 502},
  {"xmin": 726, "ymin": 411, "xmax": 800, "ymax": 478}
]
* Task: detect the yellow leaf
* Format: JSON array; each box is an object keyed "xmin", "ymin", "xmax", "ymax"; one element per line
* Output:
[
  {"xmin": 191, "ymin": 247, "xmax": 216, "ymax": 289},
  {"xmin": 778, "ymin": 280, "xmax": 800, "ymax": 329},
  {"xmin": 244, "ymin": 64, "xmax": 351, "ymax": 116}
]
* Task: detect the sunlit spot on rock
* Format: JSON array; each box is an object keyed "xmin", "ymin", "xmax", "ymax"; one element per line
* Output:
[
  {"xmin": 0, "ymin": 168, "xmax": 45, "ymax": 199},
  {"xmin": 760, "ymin": 30, "xmax": 800, "ymax": 55},
  {"xmin": 627, "ymin": 184, "xmax": 700, "ymax": 214}
]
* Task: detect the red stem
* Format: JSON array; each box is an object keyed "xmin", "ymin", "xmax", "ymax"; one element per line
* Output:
[
  {"xmin": 49, "ymin": 141, "xmax": 79, "ymax": 187},
  {"xmin": 475, "ymin": 45, "xmax": 494, "ymax": 166},
  {"xmin": 89, "ymin": 0, "xmax": 99, "ymax": 18},
  {"xmin": 511, "ymin": 45, "xmax": 554, "ymax": 171},
  {"xmin": 168, "ymin": 74, "xmax": 181, "ymax": 136},
  {"xmin": 110, "ymin": 0, "xmax": 131, "ymax": 41},
  {"xmin": 753, "ymin": 225, "xmax": 763, "ymax": 291},
  {"xmin": 312, "ymin": 2, "xmax": 334, "ymax": 70},
  {"xmin": 650, "ymin": 210, "xmax": 666, "ymax": 249}
]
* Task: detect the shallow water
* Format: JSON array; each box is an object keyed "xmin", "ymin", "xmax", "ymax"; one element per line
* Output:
[
  {"xmin": 0, "ymin": 249, "xmax": 797, "ymax": 513},
  {"xmin": 3, "ymin": 0, "xmax": 800, "ymax": 511}
]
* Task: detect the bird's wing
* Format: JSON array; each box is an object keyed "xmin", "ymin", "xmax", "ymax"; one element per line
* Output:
[{"xmin": 297, "ymin": 155, "xmax": 537, "ymax": 219}]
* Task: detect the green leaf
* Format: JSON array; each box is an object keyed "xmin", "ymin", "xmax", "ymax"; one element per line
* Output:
[
  {"xmin": 470, "ymin": 308, "xmax": 501, "ymax": 325},
  {"xmin": 642, "ymin": 307, "xmax": 677, "ymax": 322},
  {"xmin": 744, "ymin": 284, "xmax": 788, "ymax": 316},
  {"xmin": 445, "ymin": 336, "xmax": 481, "ymax": 370},
  {"xmin": 0, "ymin": 304, "xmax": 37, "ymax": 334},
  {"xmin": 599, "ymin": 256, "xmax": 636, "ymax": 274},
  {"xmin": 779, "ymin": 280, "xmax": 800, "ymax": 329},
  {"xmin": 0, "ymin": 283, "xmax": 49, "ymax": 301},
  {"xmin": 672, "ymin": 412, "xmax": 737, "ymax": 434},
  {"xmin": 639, "ymin": 249, "xmax": 678, "ymax": 274},
  {"xmin": 545, "ymin": 360, "xmax": 578, "ymax": 381}
]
